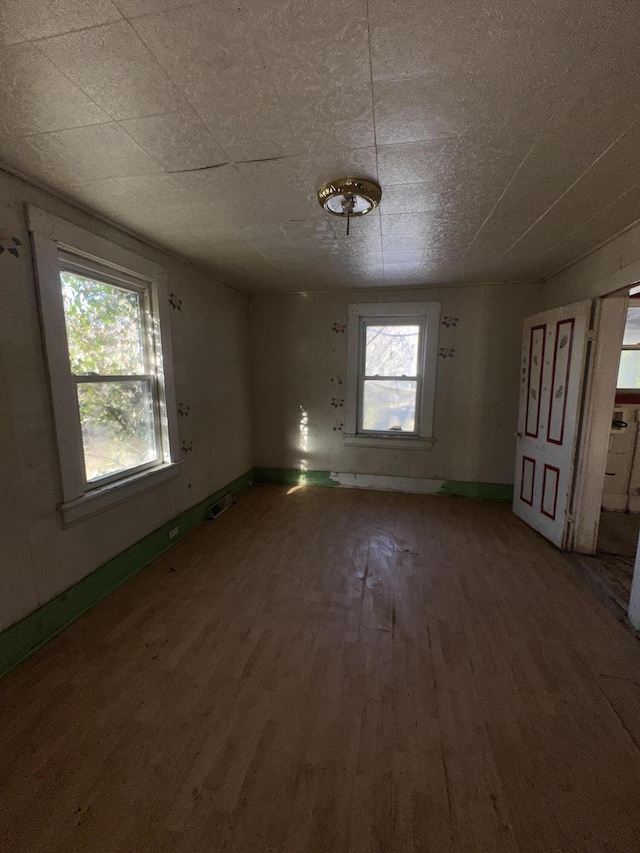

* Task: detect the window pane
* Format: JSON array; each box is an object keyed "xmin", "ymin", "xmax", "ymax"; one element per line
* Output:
[
  {"xmin": 618, "ymin": 351, "xmax": 640, "ymax": 389},
  {"xmin": 362, "ymin": 379, "xmax": 417, "ymax": 432},
  {"xmin": 365, "ymin": 324, "xmax": 420, "ymax": 376},
  {"xmin": 61, "ymin": 272, "xmax": 145, "ymax": 375},
  {"xmin": 623, "ymin": 306, "xmax": 640, "ymax": 346},
  {"xmin": 77, "ymin": 381, "xmax": 157, "ymax": 482}
]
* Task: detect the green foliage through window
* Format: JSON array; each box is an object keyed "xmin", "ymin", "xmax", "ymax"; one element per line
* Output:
[
  {"xmin": 61, "ymin": 271, "xmax": 158, "ymax": 482},
  {"xmin": 61, "ymin": 272, "xmax": 145, "ymax": 375}
]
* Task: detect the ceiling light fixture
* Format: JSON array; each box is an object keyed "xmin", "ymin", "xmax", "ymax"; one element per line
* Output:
[{"xmin": 317, "ymin": 178, "xmax": 382, "ymax": 235}]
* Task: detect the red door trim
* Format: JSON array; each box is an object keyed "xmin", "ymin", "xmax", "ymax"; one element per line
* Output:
[
  {"xmin": 541, "ymin": 464, "xmax": 560, "ymax": 520},
  {"xmin": 525, "ymin": 324, "xmax": 546, "ymax": 439},
  {"xmin": 547, "ymin": 318, "xmax": 575, "ymax": 446},
  {"xmin": 520, "ymin": 456, "xmax": 535, "ymax": 506}
]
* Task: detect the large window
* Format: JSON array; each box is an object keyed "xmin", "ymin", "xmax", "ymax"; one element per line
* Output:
[
  {"xmin": 30, "ymin": 207, "xmax": 179, "ymax": 524},
  {"xmin": 617, "ymin": 301, "xmax": 640, "ymax": 389},
  {"xmin": 345, "ymin": 302, "xmax": 440, "ymax": 446},
  {"xmin": 60, "ymin": 258, "xmax": 163, "ymax": 485}
]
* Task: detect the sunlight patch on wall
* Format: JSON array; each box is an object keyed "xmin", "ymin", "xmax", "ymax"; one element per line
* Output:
[{"xmin": 299, "ymin": 405, "xmax": 309, "ymax": 484}]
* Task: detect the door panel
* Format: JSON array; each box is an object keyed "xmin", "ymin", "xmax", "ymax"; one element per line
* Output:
[
  {"xmin": 513, "ymin": 301, "xmax": 591, "ymax": 547},
  {"xmin": 525, "ymin": 324, "xmax": 545, "ymax": 438}
]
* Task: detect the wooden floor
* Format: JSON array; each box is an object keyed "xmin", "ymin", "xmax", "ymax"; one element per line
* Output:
[
  {"xmin": 564, "ymin": 510, "xmax": 638, "ymax": 623},
  {"xmin": 2, "ymin": 485, "xmax": 640, "ymax": 852},
  {"xmin": 597, "ymin": 510, "xmax": 640, "ymax": 558},
  {"xmin": 566, "ymin": 551, "xmax": 634, "ymax": 622}
]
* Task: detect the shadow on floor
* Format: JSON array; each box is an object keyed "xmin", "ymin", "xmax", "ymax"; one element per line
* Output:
[
  {"xmin": 598, "ymin": 510, "xmax": 640, "ymax": 557},
  {"xmin": 566, "ymin": 551, "xmax": 633, "ymax": 623},
  {"xmin": 565, "ymin": 511, "xmax": 638, "ymax": 624}
]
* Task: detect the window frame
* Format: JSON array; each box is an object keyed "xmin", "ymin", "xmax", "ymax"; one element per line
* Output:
[
  {"xmin": 59, "ymin": 253, "xmax": 165, "ymax": 490},
  {"xmin": 357, "ymin": 317, "xmax": 426, "ymax": 436},
  {"xmin": 345, "ymin": 302, "xmax": 440, "ymax": 448},
  {"xmin": 29, "ymin": 206, "xmax": 180, "ymax": 525},
  {"xmin": 617, "ymin": 296, "xmax": 640, "ymax": 391}
]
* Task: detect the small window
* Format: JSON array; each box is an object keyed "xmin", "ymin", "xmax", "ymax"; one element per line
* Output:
[
  {"xmin": 345, "ymin": 302, "xmax": 440, "ymax": 445},
  {"xmin": 617, "ymin": 302, "xmax": 640, "ymax": 389},
  {"xmin": 30, "ymin": 207, "xmax": 180, "ymax": 524},
  {"xmin": 360, "ymin": 320, "xmax": 424, "ymax": 433}
]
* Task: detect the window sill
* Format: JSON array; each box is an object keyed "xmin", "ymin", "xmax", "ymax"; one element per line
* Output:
[
  {"xmin": 61, "ymin": 461, "xmax": 181, "ymax": 526},
  {"xmin": 343, "ymin": 435, "xmax": 435, "ymax": 450}
]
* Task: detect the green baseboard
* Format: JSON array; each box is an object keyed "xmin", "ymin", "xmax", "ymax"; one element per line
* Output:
[
  {"xmin": 0, "ymin": 470, "xmax": 254, "ymax": 678},
  {"xmin": 1, "ymin": 467, "xmax": 513, "ymax": 678},
  {"xmin": 253, "ymin": 467, "xmax": 337, "ymax": 487},
  {"xmin": 253, "ymin": 467, "xmax": 513, "ymax": 502}
]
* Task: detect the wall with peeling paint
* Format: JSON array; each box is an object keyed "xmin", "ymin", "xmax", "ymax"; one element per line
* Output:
[
  {"xmin": 0, "ymin": 168, "xmax": 253, "ymax": 633},
  {"xmin": 250, "ymin": 284, "xmax": 542, "ymax": 487}
]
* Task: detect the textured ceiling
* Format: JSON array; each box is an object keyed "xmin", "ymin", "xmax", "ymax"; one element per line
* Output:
[{"xmin": 1, "ymin": 0, "xmax": 639, "ymax": 292}]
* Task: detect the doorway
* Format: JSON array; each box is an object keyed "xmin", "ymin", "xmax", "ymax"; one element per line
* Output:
[
  {"xmin": 569, "ymin": 287, "xmax": 640, "ymax": 621},
  {"xmin": 599, "ymin": 294, "xmax": 640, "ymax": 557},
  {"xmin": 513, "ymin": 285, "xmax": 640, "ymax": 628}
]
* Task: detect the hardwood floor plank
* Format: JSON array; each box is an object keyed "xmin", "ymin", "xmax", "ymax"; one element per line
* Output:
[{"xmin": 2, "ymin": 485, "xmax": 640, "ymax": 852}]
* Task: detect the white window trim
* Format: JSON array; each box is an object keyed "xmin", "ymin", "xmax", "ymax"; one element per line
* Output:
[
  {"xmin": 28, "ymin": 206, "xmax": 181, "ymax": 526},
  {"xmin": 345, "ymin": 301, "xmax": 440, "ymax": 448},
  {"xmin": 343, "ymin": 436, "xmax": 433, "ymax": 450}
]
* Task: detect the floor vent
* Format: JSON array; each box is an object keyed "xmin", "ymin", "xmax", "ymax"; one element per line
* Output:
[{"xmin": 206, "ymin": 492, "xmax": 234, "ymax": 520}]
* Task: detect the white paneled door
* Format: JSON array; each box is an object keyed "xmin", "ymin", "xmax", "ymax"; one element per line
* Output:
[{"xmin": 513, "ymin": 301, "xmax": 592, "ymax": 548}]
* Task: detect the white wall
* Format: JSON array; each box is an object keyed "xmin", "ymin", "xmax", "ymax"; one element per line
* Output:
[
  {"xmin": 0, "ymin": 169, "xmax": 253, "ymax": 633},
  {"xmin": 250, "ymin": 283, "xmax": 542, "ymax": 485},
  {"xmin": 542, "ymin": 219, "xmax": 640, "ymax": 307},
  {"xmin": 602, "ymin": 405, "xmax": 640, "ymax": 512}
]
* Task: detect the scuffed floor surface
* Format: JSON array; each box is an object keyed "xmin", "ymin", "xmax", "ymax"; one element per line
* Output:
[
  {"xmin": 2, "ymin": 485, "xmax": 640, "ymax": 852},
  {"xmin": 598, "ymin": 509, "xmax": 640, "ymax": 558}
]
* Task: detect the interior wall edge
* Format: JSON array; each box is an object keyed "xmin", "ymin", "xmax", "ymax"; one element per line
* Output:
[
  {"xmin": 0, "ymin": 470, "xmax": 254, "ymax": 679},
  {"xmin": 541, "ymin": 217, "xmax": 640, "ymax": 309}
]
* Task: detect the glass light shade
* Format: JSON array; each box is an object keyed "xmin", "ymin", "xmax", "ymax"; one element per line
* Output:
[
  {"xmin": 325, "ymin": 192, "xmax": 374, "ymax": 215},
  {"xmin": 317, "ymin": 178, "xmax": 382, "ymax": 218}
]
